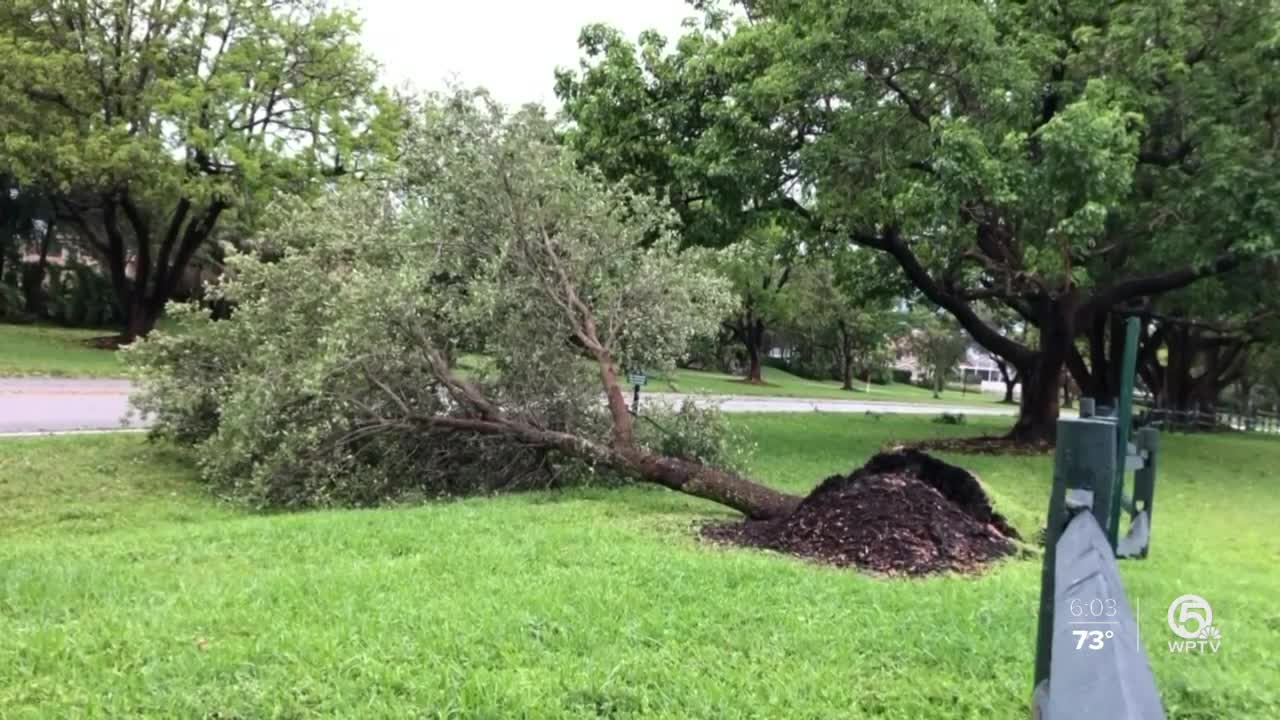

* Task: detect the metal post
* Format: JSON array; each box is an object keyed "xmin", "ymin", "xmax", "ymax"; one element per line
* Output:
[
  {"xmin": 1079, "ymin": 397, "xmax": 1096, "ymax": 418},
  {"xmin": 1034, "ymin": 416, "xmax": 1117, "ymax": 689},
  {"xmin": 1108, "ymin": 317, "xmax": 1140, "ymax": 549},
  {"xmin": 1132, "ymin": 427, "xmax": 1159, "ymax": 559}
]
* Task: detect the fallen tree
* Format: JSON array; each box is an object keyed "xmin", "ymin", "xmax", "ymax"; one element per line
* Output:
[{"xmin": 128, "ymin": 94, "xmax": 801, "ymax": 519}]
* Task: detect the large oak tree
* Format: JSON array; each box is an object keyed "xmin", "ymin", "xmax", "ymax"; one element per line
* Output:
[
  {"xmin": 0, "ymin": 0, "xmax": 396, "ymax": 339},
  {"xmin": 556, "ymin": 24, "xmax": 810, "ymax": 383},
  {"xmin": 563, "ymin": 1, "xmax": 1279, "ymax": 442},
  {"xmin": 726, "ymin": 0, "xmax": 1279, "ymax": 441}
]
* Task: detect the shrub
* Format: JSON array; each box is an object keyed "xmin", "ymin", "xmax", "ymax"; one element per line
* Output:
[
  {"xmin": 124, "ymin": 303, "xmax": 245, "ymax": 444},
  {"xmin": 866, "ymin": 366, "xmax": 894, "ymax": 385},
  {"xmin": 45, "ymin": 263, "xmax": 123, "ymax": 327},
  {"xmin": 0, "ymin": 276, "xmax": 22, "ymax": 320}
]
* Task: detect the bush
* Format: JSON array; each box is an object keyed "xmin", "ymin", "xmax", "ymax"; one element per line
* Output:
[
  {"xmin": 866, "ymin": 366, "xmax": 894, "ymax": 385},
  {"xmin": 0, "ymin": 276, "xmax": 23, "ymax": 320},
  {"xmin": 892, "ymin": 368, "xmax": 913, "ymax": 384},
  {"xmin": 45, "ymin": 263, "xmax": 123, "ymax": 327},
  {"xmin": 124, "ymin": 303, "xmax": 245, "ymax": 444}
]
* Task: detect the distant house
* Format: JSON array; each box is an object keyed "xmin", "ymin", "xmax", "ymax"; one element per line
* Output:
[
  {"xmin": 893, "ymin": 338, "xmax": 1016, "ymax": 395},
  {"xmin": 959, "ymin": 347, "xmax": 1002, "ymax": 383}
]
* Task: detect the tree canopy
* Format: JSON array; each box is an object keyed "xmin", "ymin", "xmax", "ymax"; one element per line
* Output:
[
  {"xmin": 561, "ymin": 0, "xmax": 1280, "ymax": 440},
  {"xmin": 0, "ymin": 0, "xmax": 397, "ymax": 337}
]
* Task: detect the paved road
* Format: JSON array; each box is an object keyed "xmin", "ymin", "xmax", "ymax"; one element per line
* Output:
[
  {"xmin": 0, "ymin": 378, "xmax": 143, "ymax": 434},
  {"xmin": 646, "ymin": 392, "xmax": 1017, "ymax": 416},
  {"xmin": 0, "ymin": 378, "xmax": 1015, "ymax": 435}
]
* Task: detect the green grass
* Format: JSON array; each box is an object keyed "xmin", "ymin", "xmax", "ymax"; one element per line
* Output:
[
  {"xmin": 660, "ymin": 366, "xmax": 1007, "ymax": 406},
  {"xmin": 2, "ymin": 418, "xmax": 1277, "ymax": 718},
  {"xmin": 0, "ymin": 323, "xmax": 123, "ymax": 377}
]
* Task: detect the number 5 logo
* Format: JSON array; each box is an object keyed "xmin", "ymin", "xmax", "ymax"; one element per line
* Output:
[{"xmin": 1168, "ymin": 594, "xmax": 1213, "ymax": 639}]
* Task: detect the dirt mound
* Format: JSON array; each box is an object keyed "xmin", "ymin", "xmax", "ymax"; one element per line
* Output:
[{"xmin": 702, "ymin": 450, "xmax": 1019, "ymax": 576}]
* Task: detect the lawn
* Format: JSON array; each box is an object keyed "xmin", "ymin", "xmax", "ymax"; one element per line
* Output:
[
  {"xmin": 1, "ymin": 417, "xmax": 1277, "ymax": 718},
  {"xmin": 0, "ymin": 323, "xmax": 123, "ymax": 377},
  {"xmin": 660, "ymin": 365, "xmax": 1007, "ymax": 407}
]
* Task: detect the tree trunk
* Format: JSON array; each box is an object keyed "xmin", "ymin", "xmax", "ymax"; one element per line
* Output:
[
  {"xmin": 726, "ymin": 316, "xmax": 767, "ymax": 383},
  {"xmin": 123, "ymin": 298, "xmax": 162, "ymax": 343},
  {"xmin": 994, "ymin": 358, "xmax": 1017, "ymax": 404},
  {"xmin": 97, "ymin": 194, "xmax": 225, "ymax": 343},
  {"xmin": 20, "ymin": 219, "xmax": 53, "ymax": 317},
  {"xmin": 1009, "ymin": 358, "xmax": 1061, "ymax": 443},
  {"xmin": 742, "ymin": 317, "xmax": 767, "ymax": 384},
  {"xmin": 573, "ymin": 312, "xmax": 796, "ymax": 519},
  {"xmin": 625, "ymin": 450, "xmax": 800, "ymax": 519},
  {"xmin": 1008, "ymin": 301, "xmax": 1072, "ymax": 443},
  {"xmin": 837, "ymin": 321, "xmax": 854, "ymax": 390},
  {"xmin": 417, "ymin": 408, "xmax": 804, "ymax": 521},
  {"xmin": 746, "ymin": 341, "xmax": 764, "ymax": 383},
  {"xmin": 932, "ymin": 367, "xmax": 942, "ymax": 398},
  {"xmin": 20, "ymin": 263, "xmax": 47, "ymax": 317}
]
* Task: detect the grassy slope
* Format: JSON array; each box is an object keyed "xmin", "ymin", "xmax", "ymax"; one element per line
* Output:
[
  {"xmin": 661, "ymin": 366, "xmax": 1006, "ymax": 407},
  {"xmin": 0, "ymin": 324, "xmax": 123, "ymax": 377},
  {"xmin": 1, "ymin": 419, "xmax": 1277, "ymax": 718}
]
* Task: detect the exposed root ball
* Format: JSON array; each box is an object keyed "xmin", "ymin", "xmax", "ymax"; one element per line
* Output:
[{"xmin": 702, "ymin": 450, "xmax": 1019, "ymax": 576}]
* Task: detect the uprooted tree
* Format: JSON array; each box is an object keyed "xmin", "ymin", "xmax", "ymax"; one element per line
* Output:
[{"xmin": 128, "ymin": 94, "xmax": 802, "ymax": 519}]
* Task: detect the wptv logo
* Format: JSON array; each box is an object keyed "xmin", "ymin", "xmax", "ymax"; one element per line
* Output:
[{"xmin": 1166, "ymin": 594, "xmax": 1222, "ymax": 654}]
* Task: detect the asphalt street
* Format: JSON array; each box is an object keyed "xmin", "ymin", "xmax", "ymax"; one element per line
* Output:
[
  {"xmin": 0, "ymin": 378, "xmax": 1017, "ymax": 435},
  {"xmin": 0, "ymin": 378, "xmax": 144, "ymax": 434}
]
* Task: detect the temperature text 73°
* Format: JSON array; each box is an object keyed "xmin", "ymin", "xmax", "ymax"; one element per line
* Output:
[{"xmin": 1073, "ymin": 629, "xmax": 1115, "ymax": 650}]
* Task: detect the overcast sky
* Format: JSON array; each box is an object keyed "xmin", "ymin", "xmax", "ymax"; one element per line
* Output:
[{"xmin": 352, "ymin": 0, "xmax": 696, "ymax": 108}]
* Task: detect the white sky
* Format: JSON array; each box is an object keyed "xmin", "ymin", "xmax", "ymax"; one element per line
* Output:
[{"xmin": 352, "ymin": 0, "xmax": 697, "ymax": 108}]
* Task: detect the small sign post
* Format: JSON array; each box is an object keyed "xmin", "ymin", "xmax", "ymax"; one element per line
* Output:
[{"xmin": 627, "ymin": 370, "xmax": 647, "ymax": 415}]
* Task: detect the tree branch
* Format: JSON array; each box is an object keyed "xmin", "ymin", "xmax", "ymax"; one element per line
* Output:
[
  {"xmin": 858, "ymin": 226, "xmax": 1035, "ymax": 366},
  {"xmin": 119, "ymin": 189, "xmax": 152, "ymax": 295},
  {"xmin": 1081, "ymin": 252, "xmax": 1242, "ymax": 321},
  {"xmin": 881, "ymin": 74, "xmax": 931, "ymax": 125}
]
